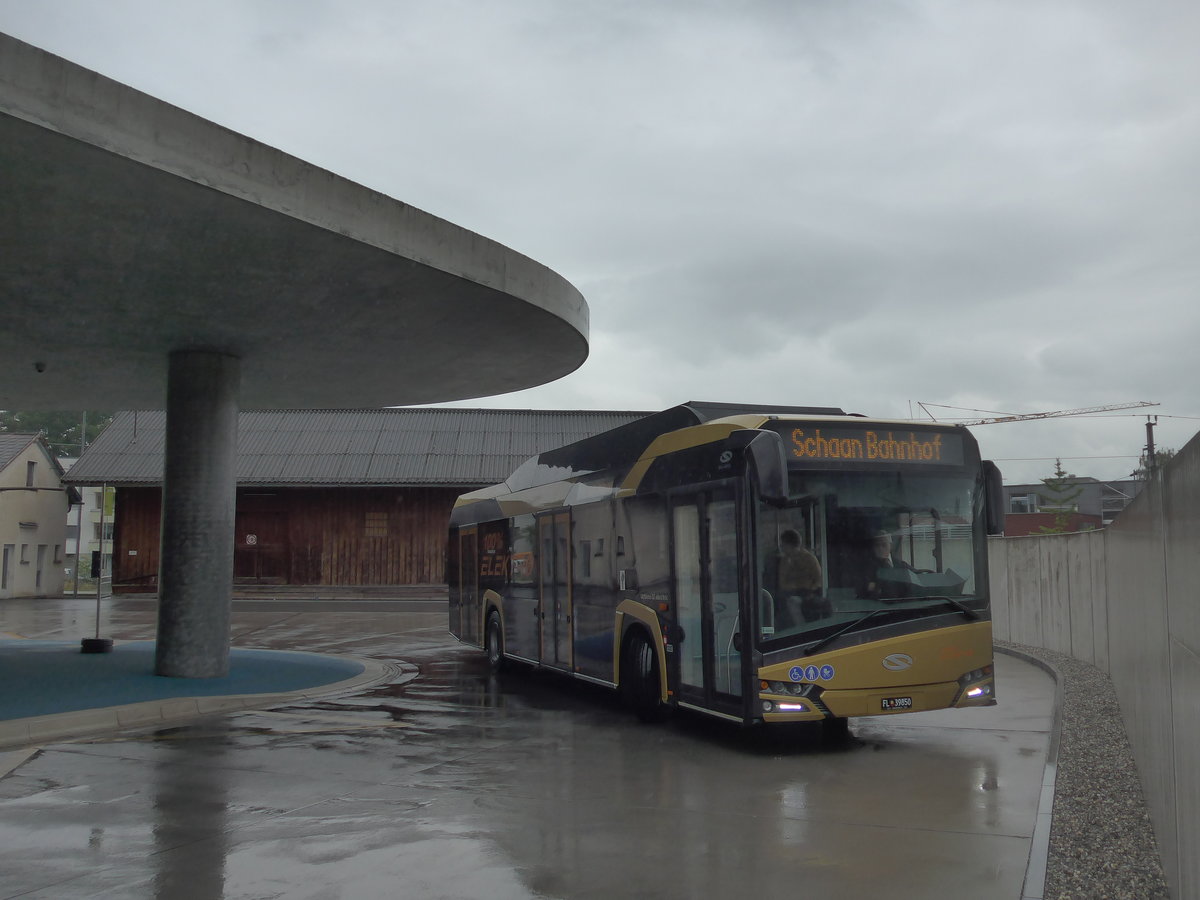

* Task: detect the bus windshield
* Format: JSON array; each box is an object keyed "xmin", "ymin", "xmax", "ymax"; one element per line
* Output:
[{"xmin": 756, "ymin": 471, "xmax": 985, "ymax": 648}]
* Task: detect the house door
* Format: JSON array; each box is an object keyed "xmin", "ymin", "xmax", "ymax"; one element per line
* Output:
[{"xmin": 234, "ymin": 511, "xmax": 290, "ymax": 584}]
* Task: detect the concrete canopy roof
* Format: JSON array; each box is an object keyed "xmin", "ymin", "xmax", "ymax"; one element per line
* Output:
[{"xmin": 0, "ymin": 33, "xmax": 588, "ymax": 409}]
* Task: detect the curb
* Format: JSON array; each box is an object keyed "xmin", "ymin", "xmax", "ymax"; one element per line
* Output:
[
  {"xmin": 994, "ymin": 643, "xmax": 1064, "ymax": 900},
  {"xmin": 0, "ymin": 654, "xmax": 406, "ymax": 764}
]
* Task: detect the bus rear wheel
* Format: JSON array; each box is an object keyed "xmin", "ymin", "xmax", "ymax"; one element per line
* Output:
[
  {"xmin": 623, "ymin": 630, "xmax": 666, "ymax": 723},
  {"xmin": 485, "ymin": 610, "xmax": 506, "ymax": 675}
]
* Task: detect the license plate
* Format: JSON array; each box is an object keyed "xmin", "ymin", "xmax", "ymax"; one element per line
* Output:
[{"xmin": 881, "ymin": 696, "xmax": 913, "ymax": 710}]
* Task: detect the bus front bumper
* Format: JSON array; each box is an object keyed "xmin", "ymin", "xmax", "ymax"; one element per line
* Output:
[{"xmin": 758, "ymin": 673, "xmax": 996, "ymax": 723}]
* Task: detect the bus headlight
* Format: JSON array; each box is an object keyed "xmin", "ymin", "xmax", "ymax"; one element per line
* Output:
[
  {"xmin": 956, "ymin": 664, "xmax": 995, "ymax": 704},
  {"xmin": 762, "ymin": 699, "xmax": 810, "ymax": 714},
  {"xmin": 765, "ymin": 680, "xmax": 805, "ymax": 696}
]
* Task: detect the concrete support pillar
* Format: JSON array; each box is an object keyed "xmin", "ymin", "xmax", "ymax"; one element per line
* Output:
[{"xmin": 155, "ymin": 350, "xmax": 241, "ymax": 678}]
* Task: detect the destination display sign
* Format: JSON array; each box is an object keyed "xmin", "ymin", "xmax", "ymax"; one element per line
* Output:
[{"xmin": 764, "ymin": 424, "xmax": 966, "ymax": 466}]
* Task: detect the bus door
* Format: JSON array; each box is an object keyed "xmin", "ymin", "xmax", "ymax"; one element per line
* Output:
[
  {"xmin": 457, "ymin": 527, "xmax": 478, "ymax": 643},
  {"xmin": 537, "ymin": 512, "xmax": 573, "ymax": 670},
  {"xmin": 671, "ymin": 489, "xmax": 744, "ymax": 717}
]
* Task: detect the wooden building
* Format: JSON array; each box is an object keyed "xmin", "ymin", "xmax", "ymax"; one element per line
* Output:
[{"xmin": 64, "ymin": 408, "xmax": 648, "ymax": 592}]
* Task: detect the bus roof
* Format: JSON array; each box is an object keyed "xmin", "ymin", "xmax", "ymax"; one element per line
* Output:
[
  {"xmin": 451, "ymin": 404, "xmax": 977, "ymax": 522},
  {"xmin": 453, "ymin": 402, "xmax": 841, "ymax": 506},
  {"xmin": 503, "ymin": 402, "xmax": 846, "ymax": 492}
]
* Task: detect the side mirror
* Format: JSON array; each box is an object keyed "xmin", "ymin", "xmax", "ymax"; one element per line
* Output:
[
  {"xmin": 983, "ymin": 460, "xmax": 1005, "ymax": 535},
  {"xmin": 747, "ymin": 430, "xmax": 789, "ymax": 504}
]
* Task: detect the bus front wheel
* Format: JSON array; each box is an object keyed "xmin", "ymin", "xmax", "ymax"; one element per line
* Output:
[
  {"xmin": 623, "ymin": 630, "xmax": 666, "ymax": 723},
  {"xmin": 485, "ymin": 610, "xmax": 506, "ymax": 675},
  {"xmin": 822, "ymin": 715, "xmax": 850, "ymax": 744}
]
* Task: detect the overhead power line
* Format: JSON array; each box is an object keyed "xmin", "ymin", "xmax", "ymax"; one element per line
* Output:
[
  {"xmin": 991, "ymin": 455, "xmax": 1141, "ymax": 462},
  {"xmin": 916, "ymin": 400, "xmax": 1159, "ymax": 426}
]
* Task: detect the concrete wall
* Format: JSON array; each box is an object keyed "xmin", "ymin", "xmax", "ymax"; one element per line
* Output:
[{"xmin": 990, "ymin": 430, "xmax": 1200, "ymax": 900}]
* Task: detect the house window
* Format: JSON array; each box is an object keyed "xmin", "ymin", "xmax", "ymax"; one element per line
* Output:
[
  {"xmin": 54, "ymin": 545, "xmax": 62, "ymax": 563},
  {"xmin": 364, "ymin": 511, "xmax": 388, "ymax": 537},
  {"xmin": 26, "ymin": 461, "xmax": 36, "ymax": 487},
  {"xmin": 1010, "ymin": 495, "xmax": 1031, "ymax": 514},
  {"xmin": 20, "ymin": 544, "xmax": 29, "ymax": 564}
]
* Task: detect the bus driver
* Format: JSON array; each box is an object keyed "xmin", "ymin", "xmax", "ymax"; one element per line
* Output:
[
  {"xmin": 775, "ymin": 528, "xmax": 829, "ymax": 624},
  {"xmin": 861, "ymin": 530, "xmax": 916, "ymax": 600}
]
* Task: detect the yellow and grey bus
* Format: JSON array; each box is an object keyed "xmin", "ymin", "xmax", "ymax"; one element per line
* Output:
[{"xmin": 448, "ymin": 402, "xmax": 1004, "ymax": 733}]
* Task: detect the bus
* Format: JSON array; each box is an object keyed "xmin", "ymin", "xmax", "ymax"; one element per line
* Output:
[{"xmin": 447, "ymin": 402, "xmax": 1005, "ymax": 732}]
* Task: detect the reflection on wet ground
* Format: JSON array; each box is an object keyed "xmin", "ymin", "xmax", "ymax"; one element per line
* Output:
[{"xmin": 0, "ymin": 597, "xmax": 1053, "ymax": 899}]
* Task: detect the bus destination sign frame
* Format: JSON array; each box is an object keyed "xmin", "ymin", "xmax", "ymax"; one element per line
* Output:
[{"xmin": 766, "ymin": 423, "xmax": 966, "ymax": 467}]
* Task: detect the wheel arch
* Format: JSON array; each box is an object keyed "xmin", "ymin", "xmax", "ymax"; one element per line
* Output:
[
  {"xmin": 614, "ymin": 599, "xmax": 668, "ymax": 703},
  {"xmin": 481, "ymin": 589, "xmax": 505, "ymax": 637}
]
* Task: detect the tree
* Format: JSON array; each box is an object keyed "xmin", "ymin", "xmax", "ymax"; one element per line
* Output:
[
  {"xmin": 1131, "ymin": 448, "xmax": 1176, "ymax": 480},
  {"xmin": 1035, "ymin": 458, "xmax": 1084, "ymax": 534},
  {"xmin": 0, "ymin": 411, "xmax": 114, "ymax": 458}
]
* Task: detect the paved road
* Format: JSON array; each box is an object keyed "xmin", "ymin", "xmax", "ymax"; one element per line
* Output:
[{"xmin": 0, "ymin": 597, "xmax": 1055, "ymax": 899}]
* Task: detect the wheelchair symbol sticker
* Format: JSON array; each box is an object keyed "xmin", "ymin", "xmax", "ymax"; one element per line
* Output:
[{"xmin": 788, "ymin": 664, "xmax": 836, "ymax": 683}]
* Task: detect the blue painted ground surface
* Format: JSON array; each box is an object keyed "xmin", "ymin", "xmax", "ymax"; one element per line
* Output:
[{"xmin": 0, "ymin": 640, "xmax": 365, "ymax": 720}]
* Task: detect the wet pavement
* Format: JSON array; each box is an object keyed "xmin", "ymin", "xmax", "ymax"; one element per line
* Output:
[{"xmin": 0, "ymin": 596, "xmax": 1055, "ymax": 900}]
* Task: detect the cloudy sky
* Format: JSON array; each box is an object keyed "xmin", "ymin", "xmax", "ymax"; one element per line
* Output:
[{"xmin": 3, "ymin": 1, "xmax": 1197, "ymax": 483}]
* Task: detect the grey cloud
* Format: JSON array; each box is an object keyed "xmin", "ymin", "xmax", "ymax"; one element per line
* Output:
[{"xmin": 1, "ymin": 0, "xmax": 1196, "ymax": 484}]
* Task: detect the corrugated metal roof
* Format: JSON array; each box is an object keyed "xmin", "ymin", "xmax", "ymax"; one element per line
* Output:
[
  {"xmin": 63, "ymin": 408, "xmax": 654, "ymax": 487},
  {"xmin": 0, "ymin": 433, "xmax": 39, "ymax": 471},
  {"xmin": 0, "ymin": 433, "xmax": 71, "ymax": 481}
]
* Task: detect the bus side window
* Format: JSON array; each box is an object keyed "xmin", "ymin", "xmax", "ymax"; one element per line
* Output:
[{"xmin": 510, "ymin": 515, "xmax": 536, "ymax": 585}]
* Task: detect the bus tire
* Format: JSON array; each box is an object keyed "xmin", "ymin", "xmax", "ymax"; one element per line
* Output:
[
  {"xmin": 485, "ymin": 610, "xmax": 506, "ymax": 675},
  {"xmin": 822, "ymin": 715, "xmax": 850, "ymax": 745},
  {"xmin": 623, "ymin": 629, "xmax": 666, "ymax": 723}
]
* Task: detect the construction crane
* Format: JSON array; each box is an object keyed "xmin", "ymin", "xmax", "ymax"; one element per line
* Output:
[{"xmin": 916, "ymin": 401, "xmax": 1159, "ymax": 426}]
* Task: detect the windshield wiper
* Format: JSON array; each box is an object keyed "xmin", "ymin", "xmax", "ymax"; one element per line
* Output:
[
  {"xmin": 802, "ymin": 597, "xmax": 979, "ymax": 657},
  {"xmin": 918, "ymin": 596, "xmax": 979, "ymax": 620},
  {"xmin": 803, "ymin": 608, "xmax": 894, "ymax": 656}
]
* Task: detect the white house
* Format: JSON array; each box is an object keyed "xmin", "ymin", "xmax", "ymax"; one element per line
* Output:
[{"xmin": 0, "ymin": 434, "xmax": 75, "ymax": 598}]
